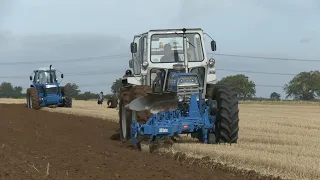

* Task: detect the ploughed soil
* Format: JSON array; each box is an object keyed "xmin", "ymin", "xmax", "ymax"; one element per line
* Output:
[{"xmin": 0, "ymin": 104, "xmax": 246, "ymax": 180}]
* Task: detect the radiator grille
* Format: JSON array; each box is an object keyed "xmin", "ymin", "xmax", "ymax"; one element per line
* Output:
[
  {"xmin": 177, "ymin": 85, "xmax": 199, "ymax": 102},
  {"xmin": 45, "ymin": 87, "xmax": 58, "ymax": 94}
]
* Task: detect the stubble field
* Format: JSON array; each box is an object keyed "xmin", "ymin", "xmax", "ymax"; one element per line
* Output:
[{"xmin": 0, "ymin": 98, "xmax": 319, "ymax": 180}]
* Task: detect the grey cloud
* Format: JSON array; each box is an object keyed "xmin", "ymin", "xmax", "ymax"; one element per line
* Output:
[
  {"xmin": 1, "ymin": 33, "xmax": 129, "ymax": 59},
  {"xmin": 300, "ymin": 37, "xmax": 312, "ymax": 43},
  {"xmin": 0, "ymin": 0, "xmax": 12, "ymax": 23},
  {"xmin": 0, "ymin": 33, "xmax": 131, "ymax": 93}
]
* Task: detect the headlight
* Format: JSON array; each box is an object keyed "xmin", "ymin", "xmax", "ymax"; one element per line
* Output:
[
  {"xmin": 142, "ymin": 61, "xmax": 149, "ymax": 69},
  {"xmin": 45, "ymin": 85, "xmax": 57, "ymax": 88},
  {"xmin": 177, "ymin": 95, "xmax": 184, "ymax": 102},
  {"xmin": 208, "ymin": 58, "xmax": 215, "ymax": 67}
]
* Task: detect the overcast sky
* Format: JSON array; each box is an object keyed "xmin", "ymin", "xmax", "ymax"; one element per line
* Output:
[{"xmin": 0, "ymin": 0, "xmax": 319, "ymax": 97}]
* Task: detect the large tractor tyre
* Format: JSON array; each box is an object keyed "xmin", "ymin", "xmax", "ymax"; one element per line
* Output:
[
  {"xmin": 61, "ymin": 86, "xmax": 72, "ymax": 108},
  {"xmin": 26, "ymin": 88, "xmax": 41, "ymax": 110},
  {"xmin": 119, "ymin": 86, "xmax": 133, "ymax": 141},
  {"xmin": 64, "ymin": 97, "xmax": 72, "ymax": 108},
  {"xmin": 207, "ymin": 83, "xmax": 239, "ymax": 144},
  {"xmin": 119, "ymin": 85, "xmax": 152, "ymax": 141},
  {"xmin": 130, "ymin": 85, "xmax": 153, "ymax": 124}
]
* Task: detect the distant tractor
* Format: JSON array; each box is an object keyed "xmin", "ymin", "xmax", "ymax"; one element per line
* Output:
[
  {"xmin": 26, "ymin": 65, "xmax": 72, "ymax": 110},
  {"xmin": 118, "ymin": 28, "xmax": 239, "ymax": 151}
]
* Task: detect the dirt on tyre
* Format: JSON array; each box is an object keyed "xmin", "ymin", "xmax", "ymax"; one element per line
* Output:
[
  {"xmin": 61, "ymin": 86, "xmax": 72, "ymax": 108},
  {"xmin": 119, "ymin": 85, "xmax": 152, "ymax": 142},
  {"xmin": 26, "ymin": 88, "xmax": 41, "ymax": 110},
  {"xmin": 208, "ymin": 83, "xmax": 239, "ymax": 143}
]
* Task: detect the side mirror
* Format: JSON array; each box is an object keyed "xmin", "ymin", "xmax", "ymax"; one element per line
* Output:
[
  {"xmin": 29, "ymin": 76, "xmax": 32, "ymax": 81},
  {"xmin": 61, "ymin": 74, "xmax": 64, "ymax": 78},
  {"xmin": 130, "ymin": 42, "xmax": 137, "ymax": 53},
  {"xmin": 211, "ymin": 40, "xmax": 217, "ymax": 51},
  {"xmin": 129, "ymin": 59, "xmax": 133, "ymax": 68}
]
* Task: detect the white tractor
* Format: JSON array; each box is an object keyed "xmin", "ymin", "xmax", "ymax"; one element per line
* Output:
[{"xmin": 118, "ymin": 28, "xmax": 239, "ymax": 145}]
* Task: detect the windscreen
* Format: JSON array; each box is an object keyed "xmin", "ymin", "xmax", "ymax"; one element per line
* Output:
[
  {"xmin": 150, "ymin": 33, "xmax": 204, "ymax": 63},
  {"xmin": 36, "ymin": 71, "xmax": 57, "ymax": 84}
]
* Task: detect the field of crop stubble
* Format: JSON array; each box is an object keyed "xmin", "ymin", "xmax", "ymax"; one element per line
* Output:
[{"xmin": 0, "ymin": 98, "xmax": 319, "ymax": 180}]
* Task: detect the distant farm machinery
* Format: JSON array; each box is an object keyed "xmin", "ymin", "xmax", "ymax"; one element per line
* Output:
[
  {"xmin": 26, "ymin": 65, "xmax": 72, "ymax": 110},
  {"xmin": 118, "ymin": 28, "xmax": 239, "ymax": 152}
]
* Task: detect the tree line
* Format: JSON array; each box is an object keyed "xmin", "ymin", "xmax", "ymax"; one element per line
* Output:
[
  {"xmin": 1, "ymin": 70, "xmax": 319, "ymax": 101},
  {"xmin": 216, "ymin": 71, "xmax": 320, "ymax": 101},
  {"xmin": 0, "ymin": 82, "xmax": 114, "ymax": 100},
  {"xmin": 110, "ymin": 70, "xmax": 320, "ymax": 101}
]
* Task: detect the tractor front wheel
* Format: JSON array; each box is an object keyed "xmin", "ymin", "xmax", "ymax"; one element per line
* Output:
[{"xmin": 26, "ymin": 88, "xmax": 41, "ymax": 110}]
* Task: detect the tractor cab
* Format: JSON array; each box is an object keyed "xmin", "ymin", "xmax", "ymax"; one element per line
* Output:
[
  {"xmin": 125, "ymin": 28, "xmax": 217, "ymax": 100},
  {"xmin": 32, "ymin": 70, "xmax": 58, "ymax": 84},
  {"xmin": 29, "ymin": 66, "xmax": 64, "ymax": 94}
]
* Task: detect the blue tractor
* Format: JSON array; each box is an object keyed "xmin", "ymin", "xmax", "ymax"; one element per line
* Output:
[
  {"xmin": 26, "ymin": 65, "xmax": 72, "ymax": 110},
  {"xmin": 118, "ymin": 28, "xmax": 239, "ymax": 152}
]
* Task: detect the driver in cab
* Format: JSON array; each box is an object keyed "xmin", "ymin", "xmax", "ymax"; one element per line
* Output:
[{"xmin": 160, "ymin": 44, "xmax": 181, "ymax": 62}]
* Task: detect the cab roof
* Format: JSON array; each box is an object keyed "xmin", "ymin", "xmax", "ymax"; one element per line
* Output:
[
  {"xmin": 136, "ymin": 28, "xmax": 204, "ymax": 36},
  {"xmin": 149, "ymin": 28, "xmax": 203, "ymax": 32},
  {"xmin": 36, "ymin": 67, "xmax": 56, "ymax": 71}
]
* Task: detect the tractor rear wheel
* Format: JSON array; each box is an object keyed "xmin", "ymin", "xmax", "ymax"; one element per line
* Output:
[
  {"xmin": 119, "ymin": 86, "xmax": 133, "ymax": 141},
  {"xmin": 207, "ymin": 83, "xmax": 239, "ymax": 143},
  {"xmin": 61, "ymin": 86, "xmax": 72, "ymax": 108},
  {"xmin": 26, "ymin": 88, "xmax": 41, "ymax": 110}
]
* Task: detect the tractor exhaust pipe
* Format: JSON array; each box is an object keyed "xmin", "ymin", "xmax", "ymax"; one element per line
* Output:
[
  {"xmin": 49, "ymin": 64, "xmax": 53, "ymax": 83},
  {"xmin": 182, "ymin": 28, "xmax": 188, "ymax": 73}
]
